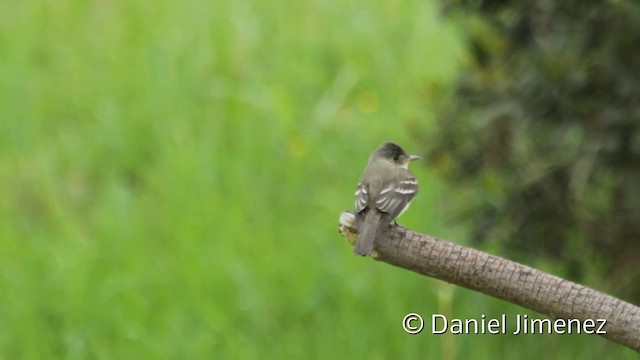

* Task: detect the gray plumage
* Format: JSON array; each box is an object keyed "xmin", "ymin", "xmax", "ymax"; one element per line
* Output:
[{"xmin": 354, "ymin": 142, "xmax": 419, "ymax": 256}]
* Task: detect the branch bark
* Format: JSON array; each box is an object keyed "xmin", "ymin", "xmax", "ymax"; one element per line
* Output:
[{"xmin": 338, "ymin": 212, "xmax": 640, "ymax": 352}]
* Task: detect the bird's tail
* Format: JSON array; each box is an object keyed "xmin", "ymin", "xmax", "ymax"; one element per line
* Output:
[{"xmin": 353, "ymin": 210, "xmax": 383, "ymax": 256}]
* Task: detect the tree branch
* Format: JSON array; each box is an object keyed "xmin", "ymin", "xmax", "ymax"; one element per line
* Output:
[{"xmin": 338, "ymin": 212, "xmax": 640, "ymax": 352}]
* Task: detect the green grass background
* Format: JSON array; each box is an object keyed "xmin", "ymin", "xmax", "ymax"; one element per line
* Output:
[{"xmin": 0, "ymin": 0, "xmax": 636, "ymax": 358}]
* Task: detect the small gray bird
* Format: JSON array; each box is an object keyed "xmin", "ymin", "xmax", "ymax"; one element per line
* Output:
[{"xmin": 354, "ymin": 142, "xmax": 420, "ymax": 256}]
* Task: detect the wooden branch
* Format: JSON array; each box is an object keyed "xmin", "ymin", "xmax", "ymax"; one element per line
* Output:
[{"xmin": 338, "ymin": 212, "xmax": 640, "ymax": 352}]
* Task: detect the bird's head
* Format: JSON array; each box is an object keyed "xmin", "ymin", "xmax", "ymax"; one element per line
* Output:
[{"xmin": 370, "ymin": 141, "xmax": 421, "ymax": 169}]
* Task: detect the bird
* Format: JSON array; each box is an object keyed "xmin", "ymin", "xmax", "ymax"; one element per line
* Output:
[{"xmin": 353, "ymin": 142, "xmax": 420, "ymax": 256}]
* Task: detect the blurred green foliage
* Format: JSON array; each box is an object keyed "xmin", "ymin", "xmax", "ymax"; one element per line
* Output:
[
  {"xmin": 0, "ymin": 0, "xmax": 636, "ymax": 358},
  {"xmin": 426, "ymin": 0, "xmax": 640, "ymax": 301}
]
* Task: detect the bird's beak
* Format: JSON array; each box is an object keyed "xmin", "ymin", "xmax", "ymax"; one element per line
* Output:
[{"xmin": 401, "ymin": 155, "xmax": 421, "ymax": 167}]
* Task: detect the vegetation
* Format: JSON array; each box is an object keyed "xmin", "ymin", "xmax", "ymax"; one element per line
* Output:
[{"xmin": 425, "ymin": 0, "xmax": 640, "ymax": 301}]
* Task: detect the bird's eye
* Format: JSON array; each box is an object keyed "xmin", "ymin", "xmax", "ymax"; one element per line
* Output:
[{"xmin": 393, "ymin": 154, "xmax": 399, "ymax": 161}]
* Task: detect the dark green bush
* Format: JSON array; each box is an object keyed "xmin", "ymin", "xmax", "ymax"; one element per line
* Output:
[{"xmin": 426, "ymin": 0, "xmax": 640, "ymax": 301}]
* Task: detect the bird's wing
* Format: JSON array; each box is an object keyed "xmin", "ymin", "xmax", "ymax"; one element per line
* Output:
[
  {"xmin": 373, "ymin": 172, "xmax": 418, "ymax": 220},
  {"xmin": 355, "ymin": 182, "xmax": 369, "ymax": 213}
]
